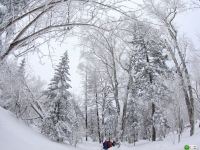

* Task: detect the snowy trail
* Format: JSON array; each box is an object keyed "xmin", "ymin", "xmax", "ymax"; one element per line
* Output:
[{"xmin": 0, "ymin": 107, "xmax": 199, "ymax": 150}]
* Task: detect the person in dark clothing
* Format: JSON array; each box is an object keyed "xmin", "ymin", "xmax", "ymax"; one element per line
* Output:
[
  {"xmin": 103, "ymin": 140, "xmax": 109, "ymax": 150},
  {"xmin": 112, "ymin": 140, "xmax": 121, "ymax": 148},
  {"xmin": 112, "ymin": 140, "xmax": 116, "ymax": 147},
  {"xmin": 103, "ymin": 140, "xmax": 113, "ymax": 150},
  {"xmin": 107, "ymin": 140, "xmax": 112, "ymax": 148}
]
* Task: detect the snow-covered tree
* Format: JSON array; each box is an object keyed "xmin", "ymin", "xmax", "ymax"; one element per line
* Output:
[
  {"xmin": 0, "ymin": 58, "xmax": 45, "ymax": 124},
  {"xmin": 42, "ymin": 51, "xmax": 77, "ymax": 144},
  {"xmin": 144, "ymin": 0, "xmax": 195, "ymax": 136},
  {"xmin": 122, "ymin": 21, "xmax": 172, "ymax": 141}
]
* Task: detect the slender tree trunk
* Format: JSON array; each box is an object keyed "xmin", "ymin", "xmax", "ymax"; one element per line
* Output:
[
  {"xmin": 175, "ymin": 42, "xmax": 195, "ymax": 136},
  {"xmin": 133, "ymin": 127, "xmax": 136, "ymax": 146},
  {"xmin": 144, "ymin": 42, "xmax": 156, "ymax": 141},
  {"xmin": 95, "ymin": 92, "xmax": 101, "ymax": 143},
  {"xmin": 94, "ymin": 70, "xmax": 101, "ymax": 143},
  {"xmin": 152, "ymin": 102, "xmax": 156, "ymax": 141},
  {"xmin": 178, "ymin": 106, "xmax": 183, "ymax": 143},
  {"xmin": 121, "ymin": 73, "xmax": 132, "ymax": 141},
  {"xmin": 111, "ymin": 49, "xmax": 120, "ymax": 115},
  {"xmin": 110, "ymin": 48, "xmax": 121, "ymax": 141},
  {"xmin": 150, "ymin": 73, "xmax": 156, "ymax": 141},
  {"xmin": 85, "ymin": 70, "xmax": 88, "ymax": 141},
  {"xmin": 101, "ymin": 91, "xmax": 106, "ymax": 142},
  {"xmin": 166, "ymin": 41, "xmax": 194, "ymax": 136},
  {"xmin": 85, "ymin": 106, "xmax": 88, "ymax": 141},
  {"xmin": 166, "ymin": 16, "xmax": 194, "ymax": 135}
]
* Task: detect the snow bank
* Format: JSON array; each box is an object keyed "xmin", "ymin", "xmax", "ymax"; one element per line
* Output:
[
  {"xmin": 119, "ymin": 127, "xmax": 200, "ymax": 150},
  {"xmin": 0, "ymin": 107, "xmax": 75, "ymax": 150},
  {"xmin": 0, "ymin": 106, "xmax": 199, "ymax": 150}
]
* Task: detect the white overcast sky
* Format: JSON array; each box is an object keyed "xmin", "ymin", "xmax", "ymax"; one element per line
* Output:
[
  {"xmin": 26, "ymin": 7, "xmax": 200, "ymax": 96},
  {"xmin": 26, "ymin": 37, "xmax": 82, "ymax": 94}
]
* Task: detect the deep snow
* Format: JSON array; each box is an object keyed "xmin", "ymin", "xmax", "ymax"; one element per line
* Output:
[{"xmin": 0, "ymin": 107, "xmax": 199, "ymax": 150}]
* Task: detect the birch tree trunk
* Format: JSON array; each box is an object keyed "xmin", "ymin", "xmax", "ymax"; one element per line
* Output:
[
  {"xmin": 165, "ymin": 41, "xmax": 194, "ymax": 136},
  {"xmin": 144, "ymin": 0, "xmax": 195, "ymax": 136},
  {"xmin": 120, "ymin": 62, "xmax": 133, "ymax": 141},
  {"xmin": 108, "ymin": 48, "xmax": 121, "ymax": 141},
  {"xmin": 120, "ymin": 75, "xmax": 131, "ymax": 141},
  {"xmin": 164, "ymin": 6, "xmax": 194, "ymax": 136},
  {"xmin": 110, "ymin": 48, "xmax": 120, "ymax": 115},
  {"xmin": 174, "ymin": 41, "xmax": 195, "ymax": 136}
]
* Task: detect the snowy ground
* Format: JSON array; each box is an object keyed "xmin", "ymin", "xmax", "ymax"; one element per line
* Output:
[{"xmin": 0, "ymin": 107, "xmax": 199, "ymax": 150}]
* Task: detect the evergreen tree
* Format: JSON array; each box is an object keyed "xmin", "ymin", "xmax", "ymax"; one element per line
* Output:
[
  {"xmin": 42, "ymin": 51, "xmax": 76, "ymax": 144},
  {"xmin": 129, "ymin": 22, "xmax": 171, "ymax": 141}
]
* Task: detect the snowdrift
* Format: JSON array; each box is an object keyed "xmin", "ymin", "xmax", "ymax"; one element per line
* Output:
[
  {"xmin": 0, "ymin": 106, "xmax": 200, "ymax": 150},
  {"xmin": 0, "ymin": 107, "xmax": 74, "ymax": 150}
]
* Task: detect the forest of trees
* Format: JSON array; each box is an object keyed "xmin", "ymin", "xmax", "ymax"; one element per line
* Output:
[{"xmin": 0, "ymin": 0, "xmax": 200, "ymax": 146}]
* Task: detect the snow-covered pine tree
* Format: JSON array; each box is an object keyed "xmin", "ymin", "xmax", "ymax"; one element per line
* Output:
[
  {"xmin": 42, "ymin": 51, "xmax": 76, "ymax": 144},
  {"xmin": 128, "ymin": 22, "xmax": 171, "ymax": 141},
  {"xmin": 126, "ymin": 98, "xmax": 140, "ymax": 145}
]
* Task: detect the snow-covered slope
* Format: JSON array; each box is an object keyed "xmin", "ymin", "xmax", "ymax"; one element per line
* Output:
[
  {"xmin": 118, "ymin": 125, "xmax": 200, "ymax": 150},
  {"xmin": 0, "ymin": 107, "xmax": 75, "ymax": 150},
  {"xmin": 0, "ymin": 106, "xmax": 199, "ymax": 150}
]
